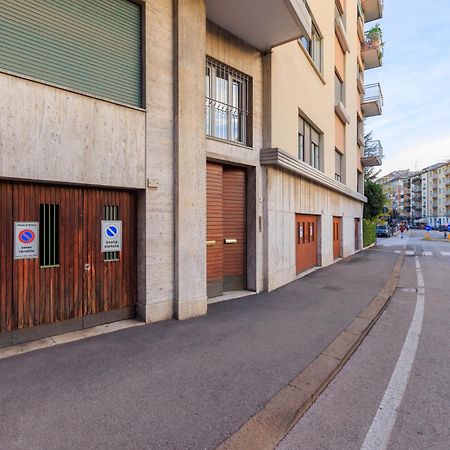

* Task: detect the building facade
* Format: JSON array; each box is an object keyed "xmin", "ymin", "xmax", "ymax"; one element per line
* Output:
[
  {"xmin": 0, "ymin": 0, "xmax": 384, "ymax": 346},
  {"xmin": 381, "ymin": 170, "xmax": 414, "ymax": 224},
  {"xmin": 407, "ymin": 162, "xmax": 450, "ymax": 227}
]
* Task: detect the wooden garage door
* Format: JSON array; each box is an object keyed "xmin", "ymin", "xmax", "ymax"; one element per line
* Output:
[
  {"xmin": 295, "ymin": 214, "xmax": 318, "ymax": 274},
  {"xmin": 0, "ymin": 181, "xmax": 136, "ymax": 343},
  {"xmin": 333, "ymin": 217, "xmax": 342, "ymax": 260},
  {"xmin": 206, "ymin": 163, "xmax": 247, "ymax": 298}
]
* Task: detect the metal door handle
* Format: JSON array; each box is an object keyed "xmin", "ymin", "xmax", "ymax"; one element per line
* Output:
[
  {"xmin": 84, "ymin": 264, "xmax": 90, "ymax": 271},
  {"xmin": 224, "ymin": 239, "xmax": 238, "ymax": 244},
  {"xmin": 206, "ymin": 240, "xmax": 216, "ymax": 247}
]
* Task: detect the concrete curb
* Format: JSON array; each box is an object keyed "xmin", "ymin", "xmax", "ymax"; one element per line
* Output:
[{"xmin": 216, "ymin": 253, "xmax": 405, "ymax": 450}]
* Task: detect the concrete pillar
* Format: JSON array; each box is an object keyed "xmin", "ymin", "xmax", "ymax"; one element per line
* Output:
[
  {"xmin": 173, "ymin": 0, "xmax": 208, "ymax": 319},
  {"xmin": 137, "ymin": 0, "xmax": 176, "ymax": 323}
]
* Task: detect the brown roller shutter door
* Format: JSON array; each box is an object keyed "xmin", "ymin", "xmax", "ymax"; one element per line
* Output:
[{"xmin": 206, "ymin": 163, "xmax": 247, "ymax": 298}]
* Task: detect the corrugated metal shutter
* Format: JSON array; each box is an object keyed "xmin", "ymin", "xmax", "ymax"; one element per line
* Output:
[{"xmin": 0, "ymin": 0, "xmax": 142, "ymax": 107}]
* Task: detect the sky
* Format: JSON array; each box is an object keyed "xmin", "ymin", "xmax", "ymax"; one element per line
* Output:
[{"xmin": 365, "ymin": 0, "xmax": 450, "ymax": 175}]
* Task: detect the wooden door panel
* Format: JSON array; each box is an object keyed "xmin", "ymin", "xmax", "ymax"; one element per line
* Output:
[
  {"xmin": 333, "ymin": 217, "xmax": 341, "ymax": 260},
  {"xmin": 83, "ymin": 189, "xmax": 136, "ymax": 316},
  {"xmin": 0, "ymin": 182, "xmax": 13, "ymax": 333},
  {"xmin": 223, "ymin": 167, "xmax": 246, "ymax": 292},
  {"xmin": 296, "ymin": 214, "xmax": 318, "ymax": 274}
]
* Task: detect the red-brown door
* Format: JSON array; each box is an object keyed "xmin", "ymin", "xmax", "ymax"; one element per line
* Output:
[
  {"xmin": 355, "ymin": 218, "xmax": 361, "ymax": 250},
  {"xmin": 0, "ymin": 181, "xmax": 136, "ymax": 341},
  {"xmin": 333, "ymin": 217, "xmax": 341, "ymax": 260},
  {"xmin": 295, "ymin": 214, "xmax": 318, "ymax": 274},
  {"xmin": 223, "ymin": 166, "xmax": 247, "ymax": 292},
  {"xmin": 82, "ymin": 189, "xmax": 136, "ymax": 324},
  {"xmin": 206, "ymin": 163, "xmax": 247, "ymax": 298}
]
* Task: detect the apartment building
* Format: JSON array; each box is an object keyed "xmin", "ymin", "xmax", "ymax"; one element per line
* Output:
[
  {"xmin": 408, "ymin": 162, "xmax": 450, "ymax": 227},
  {"xmin": 0, "ymin": 0, "xmax": 384, "ymax": 346},
  {"xmin": 381, "ymin": 170, "xmax": 414, "ymax": 223}
]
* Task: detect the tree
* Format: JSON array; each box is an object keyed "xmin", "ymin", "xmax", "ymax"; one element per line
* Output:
[{"xmin": 364, "ymin": 179, "xmax": 386, "ymax": 219}]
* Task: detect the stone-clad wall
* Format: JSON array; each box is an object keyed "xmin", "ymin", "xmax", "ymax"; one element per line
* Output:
[
  {"xmin": 265, "ymin": 166, "xmax": 363, "ymax": 291},
  {"xmin": 0, "ymin": 73, "xmax": 145, "ymax": 188}
]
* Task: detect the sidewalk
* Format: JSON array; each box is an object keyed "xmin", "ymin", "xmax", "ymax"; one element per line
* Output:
[{"xmin": 0, "ymin": 248, "xmax": 399, "ymax": 450}]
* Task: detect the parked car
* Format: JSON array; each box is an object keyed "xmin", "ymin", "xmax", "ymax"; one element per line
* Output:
[{"xmin": 376, "ymin": 225, "xmax": 391, "ymax": 238}]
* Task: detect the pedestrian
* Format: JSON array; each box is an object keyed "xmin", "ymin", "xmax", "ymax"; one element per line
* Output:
[{"xmin": 400, "ymin": 223, "xmax": 406, "ymax": 239}]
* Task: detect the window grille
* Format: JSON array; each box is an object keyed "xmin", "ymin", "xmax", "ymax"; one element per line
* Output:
[
  {"xmin": 205, "ymin": 57, "xmax": 251, "ymax": 146},
  {"xmin": 40, "ymin": 204, "xmax": 60, "ymax": 268},
  {"xmin": 104, "ymin": 205, "xmax": 120, "ymax": 262}
]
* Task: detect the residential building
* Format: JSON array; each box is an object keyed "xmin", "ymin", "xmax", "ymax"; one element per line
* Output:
[
  {"xmin": 406, "ymin": 161, "xmax": 450, "ymax": 226},
  {"xmin": 381, "ymin": 170, "xmax": 415, "ymax": 224},
  {"xmin": 0, "ymin": 0, "xmax": 384, "ymax": 347}
]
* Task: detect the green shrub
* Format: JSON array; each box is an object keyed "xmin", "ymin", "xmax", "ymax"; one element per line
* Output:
[{"xmin": 363, "ymin": 219, "xmax": 377, "ymax": 247}]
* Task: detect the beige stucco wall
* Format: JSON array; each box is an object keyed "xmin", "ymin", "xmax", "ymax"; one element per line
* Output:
[
  {"xmin": 269, "ymin": 0, "xmax": 362, "ymax": 193},
  {"xmin": 0, "ymin": 73, "xmax": 145, "ymax": 189},
  {"xmin": 265, "ymin": 166, "xmax": 363, "ymax": 291}
]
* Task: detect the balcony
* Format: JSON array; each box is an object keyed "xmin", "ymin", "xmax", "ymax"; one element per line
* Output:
[
  {"xmin": 362, "ymin": 83, "xmax": 383, "ymax": 117},
  {"xmin": 361, "ymin": 140, "xmax": 383, "ymax": 167},
  {"xmin": 362, "ymin": 0, "xmax": 383, "ymax": 23},
  {"xmin": 362, "ymin": 27, "xmax": 383, "ymax": 69},
  {"xmin": 206, "ymin": 0, "xmax": 311, "ymax": 51}
]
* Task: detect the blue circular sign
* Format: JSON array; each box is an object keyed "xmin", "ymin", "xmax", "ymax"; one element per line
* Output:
[
  {"xmin": 447, "ymin": 225, "xmax": 450, "ymax": 232},
  {"xmin": 425, "ymin": 226, "xmax": 432, "ymax": 232},
  {"xmin": 106, "ymin": 225, "xmax": 118, "ymax": 238}
]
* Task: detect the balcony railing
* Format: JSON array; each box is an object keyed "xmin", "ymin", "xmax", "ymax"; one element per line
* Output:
[
  {"xmin": 362, "ymin": 0, "xmax": 384, "ymax": 23},
  {"xmin": 361, "ymin": 140, "xmax": 383, "ymax": 167},
  {"xmin": 362, "ymin": 83, "xmax": 383, "ymax": 117},
  {"xmin": 362, "ymin": 27, "xmax": 383, "ymax": 69}
]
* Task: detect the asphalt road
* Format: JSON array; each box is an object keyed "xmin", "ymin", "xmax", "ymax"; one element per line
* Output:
[
  {"xmin": 0, "ymin": 245, "xmax": 398, "ymax": 449},
  {"xmin": 278, "ymin": 230, "xmax": 450, "ymax": 450}
]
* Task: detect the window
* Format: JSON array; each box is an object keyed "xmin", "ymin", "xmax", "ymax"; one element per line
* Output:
[
  {"xmin": 298, "ymin": 118, "xmax": 305, "ymax": 161},
  {"xmin": 335, "ymin": 72, "xmax": 345, "ymax": 106},
  {"xmin": 104, "ymin": 205, "xmax": 120, "ymax": 262},
  {"xmin": 40, "ymin": 204, "xmax": 60, "ymax": 268},
  {"xmin": 311, "ymin": 142, "xmax": 320, "ymax": 170},
  {"xmin": 301, "ymin": 23, "xmax": 323, "ymax": 71},
  {"xmin": 335, "ymin": 151, "xmax": 343, "ymax": 182},
  {"xmin": 0, "ymin": 0, "xmax": 143, "ymax": 107},
  {"xmin": 205, "ymin": 57, "xmax": 251, "ymax": 146},
  {"xmin": 299, "ymin": 115, "xmax": 322, "ymax": 170}
]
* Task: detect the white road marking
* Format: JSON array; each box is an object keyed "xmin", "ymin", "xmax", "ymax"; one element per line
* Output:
[
  {"xmin": 405, "ymin": 251, "xmax": 414, "ymax": 256},
  {"xmin": 441, "ymin": 252, "xmax": 450, "ymax": 256},
  {"xmin": 422, "ymin": 251, "xmax": 433, "ymax": 256},
  {"xmin": 361, "ymin": 257, "xmax": 425, "ymax": 450}
]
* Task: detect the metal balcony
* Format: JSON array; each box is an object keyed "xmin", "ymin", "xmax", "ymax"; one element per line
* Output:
[
  {"xmin": 362, "ymin": 83, "xmax": 383, "ymax": 117},
  {"xmin": 206, "ymin": 0, "xmax": 311, "ymax": 51},
  {"xmin": 362, "ymin": 31, "xmax": 383, "ymax": 69},
  {"xmin": 362, "ymin": 0, "xmax": 383, "ymax": 23},
  {"xmin": 361, "ymin": 140, "xmax": 383, "ymax": 167}
]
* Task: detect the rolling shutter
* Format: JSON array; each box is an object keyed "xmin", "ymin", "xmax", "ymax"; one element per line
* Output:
[{"xmin": 0, "ymin": 0, "xmax": 142, "ymax": 107}]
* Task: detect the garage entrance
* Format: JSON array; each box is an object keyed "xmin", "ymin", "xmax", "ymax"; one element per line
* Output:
[
  {"xmin": 206, "ymin": 162, "xmax": 247, "ymax": 298},
  {"xmin": 295, "ymin": 214, "xmax": 318, "ymax": 274},
  {"xmin": 0, "ymin": 181, "xmax": 137, "ymax": 347},
  {"xmin": 333, "ymin": 217, "xmax": 342, "ymax": 260}
]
